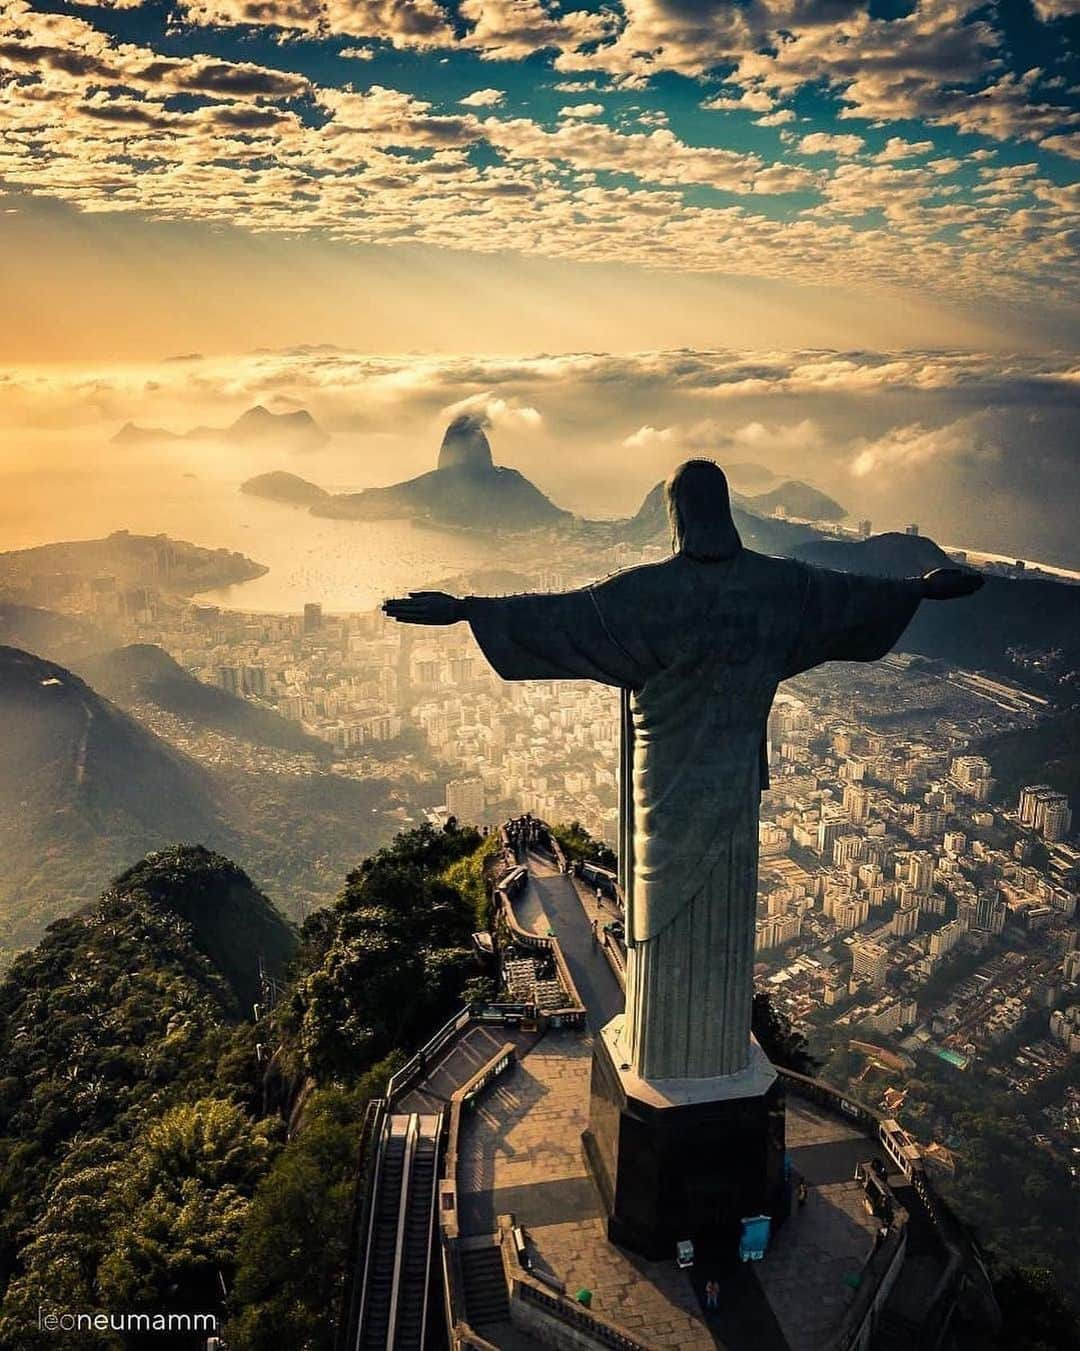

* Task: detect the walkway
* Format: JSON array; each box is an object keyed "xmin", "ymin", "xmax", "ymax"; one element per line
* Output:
[
  {"xmin": 457, "ymin": 1031, "xmax": 716, "ymax": 1350},
  {"xmin": 756, "ymin": 1100, "xmax": 887, "ymax": 1351},
  {"xmin": 520, "ymin": 851, "xmax": 624, "ymax": 1032},
  {"xmin": 453, "ymin": 848, "xmax": 882, "ymax": 1349}
]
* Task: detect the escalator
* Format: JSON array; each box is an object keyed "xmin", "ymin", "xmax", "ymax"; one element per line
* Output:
[
  {"xmin": 390, "ymin": 1117, "xmax": 441, "ymax": 1350},
  {"xmin": 356, "ymin": 1113, "xmax": 443, "ymax": 1351}
]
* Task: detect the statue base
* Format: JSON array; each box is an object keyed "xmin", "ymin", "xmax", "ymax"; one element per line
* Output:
[{"xmin": 582, "ymin": 1016, "xmax": 788, "ymax": 1261}]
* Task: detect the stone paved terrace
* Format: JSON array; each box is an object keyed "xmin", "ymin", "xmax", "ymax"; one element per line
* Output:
[
  {"xmin": 453, "ymin": 854, "xmax": 887, "ymax": 1350},
  {"xmin": 758, "ymin": 1100, "xmax": 886, "ymax": 1351}
]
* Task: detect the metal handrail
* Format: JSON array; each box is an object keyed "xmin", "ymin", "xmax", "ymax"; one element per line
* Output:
[
  {"xmin": 439, "ymin": 1045, "xmax": 518, "ymax": 1350},
  {"xmin": 417, "ymin": 1115, "xmax": 444, "ymax": 1351},
  {"xmin": 353, "ymin": 1112, "xmax": 391, "ymax": 1351},
  {"xmin": 387, "ymin": 1007, "xmax": 473, "ymax": 1100},
  {"xmin": 335, "ymin": 1097, "xmax": 387, "ymax": 1351},
  {"xmin": 385, "ymin": 1114, "xmax": 419, "ymax": 1349}
]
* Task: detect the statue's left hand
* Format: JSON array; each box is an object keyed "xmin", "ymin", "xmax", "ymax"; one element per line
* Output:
[
  {"xmin": 921, "ymin": 568, "xmax": 985, "ymax": 600},
  {"xmin": 382, "ymin": 591, "xmax": 466, "ymax": 625}
]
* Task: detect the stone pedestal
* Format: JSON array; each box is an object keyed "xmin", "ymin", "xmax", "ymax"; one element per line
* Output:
[{"xmin": 583, "ymin": 1016, "xmax": 787, "ymax": 1261}]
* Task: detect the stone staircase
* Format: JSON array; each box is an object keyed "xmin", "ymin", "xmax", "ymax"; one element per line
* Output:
[{"xmin": 460, "ymin": 1243, "xmax": 509, "ymax": 1330}]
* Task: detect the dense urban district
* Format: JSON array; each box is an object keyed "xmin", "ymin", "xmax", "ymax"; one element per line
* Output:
[{"xmin": 3, "ymin": 518, "xmax": 1080, "ymax": 1312}]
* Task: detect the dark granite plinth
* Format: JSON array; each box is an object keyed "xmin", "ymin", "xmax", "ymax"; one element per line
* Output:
[{"xmin": 583, "ymin": 1018, "xmax": 788, "ymax": 1261}]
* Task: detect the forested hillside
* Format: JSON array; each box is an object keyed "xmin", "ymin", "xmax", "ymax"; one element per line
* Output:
[
  {"xmin": 0, "ymin": 823, "xmax": 490, "ymax": 1350},
  {"xmin": 0, "ymin": 645, "xmax": 408, "ymax": 957}
]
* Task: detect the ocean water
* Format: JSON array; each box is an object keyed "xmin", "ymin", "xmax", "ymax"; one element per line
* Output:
[
  {"xmin": 1, "ymin": 431, "xmax": 495, "ymax": 613},
  {"xmin": 195, "ymin": 507, "xmax": 496, "ymax": 613}
]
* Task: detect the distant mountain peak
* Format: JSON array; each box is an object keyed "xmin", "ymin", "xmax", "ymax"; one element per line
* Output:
[
  {"xmin": 110, "ymin": 406, "xmax": 328, "ymax": 450},
  {"xmin": 438, "ymin": 414, "xmax": 494, "ymax": 472},
  {"xmin": 110, "ymin": 421, "xmax": 178, "ymax": 446},
  {"xmin": 232, "ymin": 404, "xmax": 316, "ymax": 428},
  {"xmin": 743, "ymin": 479, "xmax": 846, "ymax": 523},
  {"xmin": 304, "ymin": 417, "xmax": 566, "ymax": 530},
  {"xmin": 227, "ymin": 405, "xmax": 328, "ymax": 447}
]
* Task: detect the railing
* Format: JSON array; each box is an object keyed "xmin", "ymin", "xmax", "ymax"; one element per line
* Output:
[
  {"xmin": 439, "ymin": 1044, "xmax": 518, "ymax": 1351},
  {"xmin": 516, "ymin": 1281, "xmax": 652, "ymax": 1351},
  {"xmin": 779, "ymin": 1067, "xmax": 938, "ymax": 1190},
  {"xmin": 833, "ymin": 1211, "xmax": 909, "ymax": 1351},
  {"xmin": 385, "ymin": 1114, "xmax": 421, "ymax": 1348},
  {"xmin": 778, "ymin": 1066, "xmax": 976, "ymax": 1351},
  {"xmin": 599, "ymin": 928, "xmax": 626, "ymax": 990},
  {"xmin": 907, "ymin": 1170, "xmax": 967, "ymax": 1349},
  {"xmin": 497, "ymin": 1215, "xmax": 651, "ymax": 1351},
  {"xmin": 777, "ymin": 1066, "xmax": 885, "ymax": 1141},
  {"xmin": 387, "ymin": 1007, "xmax": 474, "ymax": 1102},
  {"xmin": 388, "ymin": 1000, "xmax": 553, "ymax": 1105},
  {"xmin": 335, "ymin": 1096, "xmax": 387, "ymax": 1351},
  {"xmin": 463, "ymin": 1050, "xmax": 513, "ymax": 1107},
  {"xmin": 547, "ymin": 835, "xmax": 568, "ymax": 873},
  {"xmin": 496, "ymin": 885, "xmax": 587, "ymax": 1029}
]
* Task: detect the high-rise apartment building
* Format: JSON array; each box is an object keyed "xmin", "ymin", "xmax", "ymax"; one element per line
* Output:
[
  {"xmin": 446, "ymin": 777, "xmax": 486, "ymax": 825},
  {"xmin": 851, "ymin": 939, "xmax": 890, "ymax": 988}
]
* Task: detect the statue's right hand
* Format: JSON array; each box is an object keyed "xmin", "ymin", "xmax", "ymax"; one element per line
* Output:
[{"xmin": 382, "ymin": 591, "xmax": 465, "ymax": 625}]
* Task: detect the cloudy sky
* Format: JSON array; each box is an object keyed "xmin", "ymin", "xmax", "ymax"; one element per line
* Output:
[{"xmin": 1, "ymin": 0, "xmax": 1077, "ymax": 562}]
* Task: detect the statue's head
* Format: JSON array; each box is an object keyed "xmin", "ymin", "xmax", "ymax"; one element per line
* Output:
[{"xmin": 667, "ymin": 459, "xmax": 742, "ymax": 561}]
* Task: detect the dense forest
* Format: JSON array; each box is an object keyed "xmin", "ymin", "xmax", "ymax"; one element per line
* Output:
[{"xmin": 0, "ymin": 822, "xmax": 488, "ymax": 1349}]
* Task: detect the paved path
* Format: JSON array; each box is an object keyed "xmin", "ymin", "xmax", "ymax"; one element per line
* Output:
[
  {"xmin": 520, "ymin": 852, "xmax": 625, "ymax": 1032},
  {"xmin": 457, "ymin": 1033, "xmax": 717, "ymax": 1350},
  {"xmin": 755, "ymin": 1100, "xmax": 883, "ymax": 1351}
]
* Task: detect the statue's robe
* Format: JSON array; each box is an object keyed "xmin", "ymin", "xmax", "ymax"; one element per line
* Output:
[{"xmin": 466, "ymin": 550, "xmax": 922, "ymax": 1079}]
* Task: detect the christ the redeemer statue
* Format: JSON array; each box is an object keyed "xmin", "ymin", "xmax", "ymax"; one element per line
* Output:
[{"xmin": 384, "ymin": 460, "xmax": 981, "ymax": 1083}]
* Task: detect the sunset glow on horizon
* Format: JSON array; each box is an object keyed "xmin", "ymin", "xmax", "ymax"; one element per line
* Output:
[{"xmin": 1, "ymin": 0, "xmax": 1077, "ymax": 564}]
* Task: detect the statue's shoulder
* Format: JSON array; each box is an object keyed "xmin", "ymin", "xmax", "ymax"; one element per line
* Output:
[
  {"xmin": 746, "ymin": 548, "xmax": 805, "ymax": 580},
  {"xmin": 592, "ymin": 558, "xmax": 674, "ymax": 591},
  {"xmin": 747, "ymin": 549, "xmax": 806, "ymax": 573},
  {"xmin": 735, "ymin": 551, "xmax": 809, "ymax": 607}
]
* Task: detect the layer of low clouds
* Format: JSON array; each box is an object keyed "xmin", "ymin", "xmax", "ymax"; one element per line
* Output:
[{"xmin": 2, "ymin": 346, "xmax": 1075, "ymax": 566}]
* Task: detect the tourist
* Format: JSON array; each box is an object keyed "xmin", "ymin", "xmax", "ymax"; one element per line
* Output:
[
  {"xmin": 704, "ymin": 1279, "xmax": 719, "ymax": 1310},
  {"xmin": 797, "ymin": 1178, "xmax": 808, "ymax": 1208}
]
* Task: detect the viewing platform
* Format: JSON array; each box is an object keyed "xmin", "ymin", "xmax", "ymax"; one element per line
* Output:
[
  {"xmin": 345, "ymin": 822, "xmax": 994, "ymax": 1351},
  {"xmin": 453, "ymin": 853, "xmax": 907, "ymax": 1351}
]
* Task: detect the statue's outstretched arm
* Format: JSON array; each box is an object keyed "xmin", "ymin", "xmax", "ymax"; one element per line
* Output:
[
  {"xmin": 919, "ymin": 569, "xmax": 985, "ymax": 600},
  {"xmin": 383, "ymin": 591, "xmax": 466, "ymax": 625}
]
